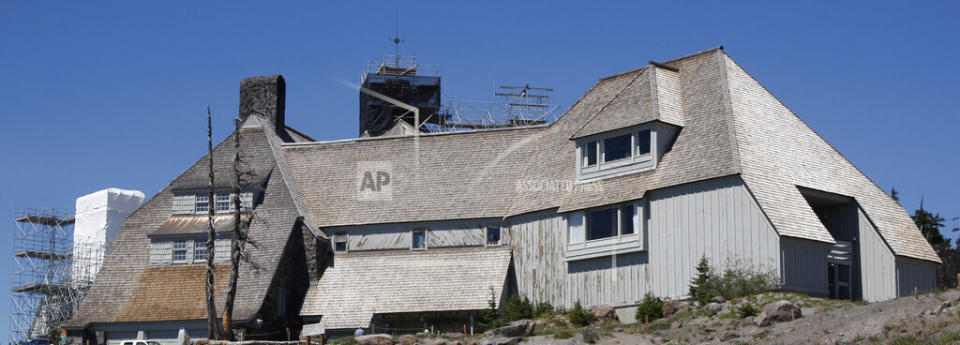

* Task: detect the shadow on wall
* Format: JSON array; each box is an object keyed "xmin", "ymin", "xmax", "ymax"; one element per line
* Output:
[{"xmin": 567, "ymin": 252, "xmax": 648, "ymax": 274}]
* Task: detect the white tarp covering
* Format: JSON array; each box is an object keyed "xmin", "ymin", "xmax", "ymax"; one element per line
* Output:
[{"xmin": 73, "ymin": 188, "xmax": 145, "ymax": 283}]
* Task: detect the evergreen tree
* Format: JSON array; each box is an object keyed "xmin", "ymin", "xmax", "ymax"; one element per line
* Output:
[{"xmin": 689, "ymin": 256, "xmax": 713, "ymax": 305}]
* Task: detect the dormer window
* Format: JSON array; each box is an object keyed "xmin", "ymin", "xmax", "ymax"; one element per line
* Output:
[
  {"xmin": 576, "ymin": 124, "xmax": 667, "ymax": 181},
  {"xmin": 172, "ymin": 191, "xmax": 256, "ymax": 215}
]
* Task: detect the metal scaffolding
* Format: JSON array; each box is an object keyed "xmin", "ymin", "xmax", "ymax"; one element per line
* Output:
[
  {"xmin": 431, "ymin": 85, "xmax": 560, "ymax": 132},
  {"xmin": 9, "ymin": 209, "xmax": 98, "ymax": 345}
]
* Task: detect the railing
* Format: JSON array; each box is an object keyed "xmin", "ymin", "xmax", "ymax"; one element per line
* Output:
[{"xmin": 827, "ymin": 241, "xmax": 853, "ymax": 265}]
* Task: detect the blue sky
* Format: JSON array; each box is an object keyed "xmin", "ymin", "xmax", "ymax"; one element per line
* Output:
[{"xmin": 1, "ymin": 1, "xmax": 958, "ymax": 338}]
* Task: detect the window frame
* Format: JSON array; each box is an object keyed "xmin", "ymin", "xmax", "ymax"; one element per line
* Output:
[
  {"xmin": 215, "ymin": 192, "xmax": 231, "ymax": 212},
  {"xmin": 575, "ymin": 124, "xmax": 658, "ymax": 182},
  {"xmin": 333, "ymin": 232, "xmax": 348, "ymax": 253},
  {"xmin": 485, "ymin": 226, "xmax": 502, "ymax": 246},
  {"xmin": 172, "ymin": 239, "xmax": 188, "ymax": 263},
  {"xmin": 195, "ymin": 195, "xmax": 210, "ymax": 213},
  {"xmin": 411, "ymin": 229, "xmax": 427, "ymax": 250},
  {"xmin": 193, "ymin": 239, "xmax": 208, "ymax": 261},
  {"xmin": 565, "ymin": 200, "xmax": 645, "ymax": 261}
]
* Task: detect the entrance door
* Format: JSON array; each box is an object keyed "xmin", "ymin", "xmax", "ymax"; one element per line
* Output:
[{"xmin": 828, "ymin": 263, "xmax": 852, "ymax": 300}]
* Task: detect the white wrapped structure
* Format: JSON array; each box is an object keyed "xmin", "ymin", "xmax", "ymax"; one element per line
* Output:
[{"xmin": 72, "ymin": 188, "xmax": 145, "ymax": 284}]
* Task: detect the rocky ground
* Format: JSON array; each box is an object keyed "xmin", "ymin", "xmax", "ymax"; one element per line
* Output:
[{"xmin": 339, "ymin": 289, "xmax": 960, "ymax": 345}]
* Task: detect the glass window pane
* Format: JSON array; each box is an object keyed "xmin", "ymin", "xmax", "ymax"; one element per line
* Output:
[
  {"xmin": 194, "ymin": 240, "xmax": 208, "ymax": 261},
  {"xmin": 215, "ymin": 193, "xmax": 231, "ymax": 211},
  {"xmin": 587, "ymin": 208, "xmax": 616, "ymax": 240},
  {"xmin": 620, "ymin": 204, "xmax": 635, "ymax": 235},
  {"xmin": 412, "ymin": 231, "xmax": 426, "ymax": 249},
  {"xmin": 637, "ymin": 130, "xmax": 651, "ymax": 155},
  {"xmin": 486, "ymin": 227, "xmax": 501, "ymax": 245},
  {"xmin": 603, "ymin": 134, "xmax": 632, "ymax": 162},
  {"xmin": 195, "ymin": 195, "xmax": 209, "ymax": 213},
  {"xmin": 584, "ymin": 142, "xmax": 598, "ymax": 167}
]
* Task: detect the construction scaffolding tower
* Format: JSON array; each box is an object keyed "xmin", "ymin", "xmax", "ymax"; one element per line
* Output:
[
  {"xmin": 9, "ymin": 209, "xmax": 97, "ymax": 345},
  {"xmin": 433, "ymin": 84, "xmax": 560, "ymax": 132}
]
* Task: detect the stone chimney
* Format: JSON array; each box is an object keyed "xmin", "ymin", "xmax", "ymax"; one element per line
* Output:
[{"xmin": 239, "ymin": 75, "xmax": 285, "ymax": 129}]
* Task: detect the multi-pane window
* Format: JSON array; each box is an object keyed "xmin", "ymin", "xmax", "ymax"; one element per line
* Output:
[
  {"xmin": 194, "ymin": 240, "xmax": 208, "ymax": 261},
  {"xmin": 195, "ymin": 195, "xmax": 210, "ymax": 213},
  {"xmin": 577, "ymin": 203, "xmax": 639, "ymax": 242},
  {"xmin": 172, "ymin": 240, "xmax": 188, "ymax": 262},
  {"xmin": 215, "ymin": 193, "xmax": 231, "ymax": 212},
  {"xmin": 486, "ymin": 227, "xmax": 501, "ymax": 246},
  {"xmin": 411, "ymin": 230, "xmax": 426, "ymax": 250},
  {"xmin": 577, "ymin": 126, "xmax": 659, "ymax": 181}
]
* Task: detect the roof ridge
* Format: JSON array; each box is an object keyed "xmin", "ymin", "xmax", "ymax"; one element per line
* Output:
[
  {"xmin": 257, "ymin": 116, "xmax": 326, "ymax": 239},
  {"xmin": 569, "ymin": 68, "xmax": 647, "ymax": 139},
  {"xmin": 597, "ymin": 46, "xmax": 722, "ymax": 82},
  {"xmin": 717, "ymin": 50, "xmax": 743, "ymax": 175},
  {"xmin": 283, "ymin": 124, "xmax": 548, "ymax": 147}
]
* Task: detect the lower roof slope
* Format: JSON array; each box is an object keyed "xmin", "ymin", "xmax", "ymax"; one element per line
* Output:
[{"xmin": 300, "ymin": 247, "xmax": 512, "ymax": 330}]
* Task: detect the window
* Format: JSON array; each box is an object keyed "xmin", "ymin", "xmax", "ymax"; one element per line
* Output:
[
  {"xmin": 194, "ymin": 240, "xmax": 208, "ymax": 261},
  {"xmin": 603, "ymin": 134, "xmax": 632, "ymax": 163},
  {"xmin": 334, "ymin": 232, "xmax": 348, "ymax": 252},
  {"xmin": 411, "ymin": 230, "xmax": 426, "ymax": 250},
  {"xmin": 620, "ymin": 204, "xmax": 635, "ymax": 234},
  {"xmin": 583, "ymin": 141, "xmax": 598, "ymax": 167},
  {"xmin": 637, "ymin": 129, "xmax": 651, "ymax": 156},
  {"xmin": 486, "ymin": 227, "xmax": 501, "ymax": 246},
  {"xmin": 195, "ymin": 195, "xmax": 209, "ymax": 213},
  {"xmin": 576, "ymin": 125, "xmax": 665, "ymax": 181},
  {"xmin": 172, "ymin": 240, "xmax": 188, "ymax": 263},
  {"xmin": 587, "ymin": 208, "xmax": 616, "ymax": 241},
  {"xmin": 215, "ymin": 193, "xmax": 231, "ymax": 212},
  {"xmin": 565, "ymin": 201, "xmax": 644, "ymax": 261}
]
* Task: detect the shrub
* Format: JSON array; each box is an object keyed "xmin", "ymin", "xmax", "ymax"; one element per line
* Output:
[
  {"xmin": 689, "ymin": 256, "xmax": 714, "ymax": 305},
  {"xmin": 534, "ymin": 301, "xmax": 556, "ymax": 317},
  {"xmin": 478, "ymin": 288, "xmax": 504, "ymax": 330},
  {"xmin": 504, "ymin": 294, "xmax": 534, "ymax": 321},
  {"xmin": 736, "ymin": 303, "xmax": 758, "ymax": 318},
  {"xmin": 635, "ymin": 292, "xmax": 664, "ymax": 322},
  {"xmin": 567, "ymin": 301, "xmax": 596, "ymax": 326},
  {"xmin": 687, "ymin": 258, "xmax": 779, "ymax": 302},
  {"xmin": 552, "ymin": 329, "xmax": 574, "ymax": 339},
  {"xmin": 581, "ymin": 329, "xmax": 599, "ymax": 344}
]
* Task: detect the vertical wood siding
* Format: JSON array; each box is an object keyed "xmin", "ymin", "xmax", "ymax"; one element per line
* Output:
[
  {"xmin": 506, "ymin": 175, "xmax": 780, "ymax": 308},
  {"xmin": 781, "ymin": 237, "xmax": 829, "ymax": 295},
  {"xmin": 897, "ymin": 256, "xmax": 937, "ymax": 296},
  {"xmin": 858, "ymin": 208, "xmax": 897, "ymax": 301}
]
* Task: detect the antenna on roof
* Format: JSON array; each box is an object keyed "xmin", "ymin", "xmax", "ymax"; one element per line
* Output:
[{"xmin": 392, "ymin": 6, "xmax": 405, "ymax": 64}]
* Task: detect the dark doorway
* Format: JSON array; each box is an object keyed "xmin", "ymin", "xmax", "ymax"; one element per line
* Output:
[{"xmin": 800, "ymin": 187, "xmax": 861, "ymax": 300}]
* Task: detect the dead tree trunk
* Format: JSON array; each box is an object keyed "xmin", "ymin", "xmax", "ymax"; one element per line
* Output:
[
  {"xmin": 222, "ymin": 117, "xmax": 242, "ymax": 340},
  {"xmin": 205, "ymin": 105, "xmax": 223, "ymax": 339}
]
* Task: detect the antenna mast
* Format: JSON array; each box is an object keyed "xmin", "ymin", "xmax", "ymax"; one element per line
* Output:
[{"xmin": 393, "ymin": 7, "xmax": 402, "ymax": 64}]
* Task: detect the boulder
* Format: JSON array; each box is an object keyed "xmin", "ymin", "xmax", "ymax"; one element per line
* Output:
[
  {"xmin": 488, "ymin": 320, "xmax": 535, "ymax": 338},
  {"xmin": 590, "ymin": 305, "xmax": 618, "ymax": 320},
  {"xmin": 662, "ymin": 300, "xmax": 689, "ymax": 318},
  {"xmin": 397, "ymin": 334, "xmax": 417, "ymax": 345},
  {"xmin": 479, "ymin": 337, "xmax": 518, "ymax": 345},
  {"xmin": 710, "ymin": 296, "xmax": 726, "ymax": 304},
  {"xmin": 762, "ymin": 300, "xmax": 802, "ymax": 322},
  {"xmin": 670, "ymin": 321, "xmax": 683, "ymax": 329},
  {"xmin": 705, "ymin": 302, "xmax": 724, "ymax": 315},
  {"xmin": 355, "ymin": 334, "xmax": 395, "ymax": 345},
  {"xmin": 421, "ymin": 339, "xmax": 447, "ymax": 345},
  {"xmin": 754, "ymin": 300, "xmax": 802, "ymax": 327}
]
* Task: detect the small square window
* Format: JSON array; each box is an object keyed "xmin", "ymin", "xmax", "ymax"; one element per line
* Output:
[
  {"xmin": 637, "ymin": 130, "xmax": 651, "ymax": 156},
  {"xmin": 603, "ymin": 134, "xmax": 632, "ymax": 162},
  {"xmin": 412, "ymin": 230, "xmax": 427, "ymax": 249},
  {"xmin": 486, "ymin": 227, "xmax": 501, "ymax": 246},
  {"xmin": 172, "ymin": 240, "xmax": 188, "ymax": 262},
  {"xmin": 334, "ymin": 232, "xmax": 348, "ymax": 252},
  {"xmin": 195, "ymin": 195, "xmax": 209, "ymax": 213},
  {"xmin": 215, "ymin": 193, "xmax": 231, "ymax": 212},
  {"xmin": 194, "ymin": 240, "xmax": 208, "ymax": 261},
  {"xmin": 583, "ymin": 142, "xmax": 598, "ymax": 167}
]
